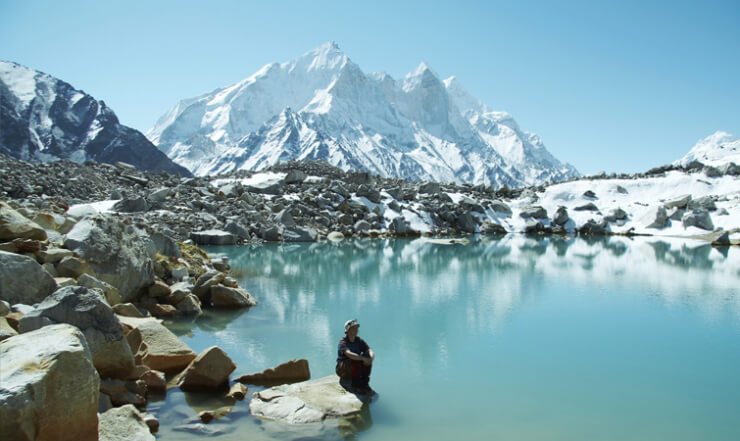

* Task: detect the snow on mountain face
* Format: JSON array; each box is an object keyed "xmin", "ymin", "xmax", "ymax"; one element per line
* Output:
[
  {"xmin": 675, "ymin": 131, "xmax": 740, "ymax": 167},
  {"xmin": 0, "ymin": 61, "xmax": 190, "ymax": 176},
  {"xmin": 147, "ymin": 42, "xmax": 578, "ymax": 187}
]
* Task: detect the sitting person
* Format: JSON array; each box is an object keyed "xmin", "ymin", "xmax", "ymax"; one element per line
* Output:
[{"xmin": 336, "ymin": 319, "xmax": 374, "ymax": 394}]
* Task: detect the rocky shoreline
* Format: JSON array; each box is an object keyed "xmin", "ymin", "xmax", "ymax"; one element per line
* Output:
[
  {"xmin": 1, "ymin": 152, "xmax": 738, "ymax": 440},
  {"xmin": 0, "ymin": 190, "xmax": 322, "ymax": 440},
  {"xmin": 1, "ymin": 153, "xmax": 738, "ymax": 246}
]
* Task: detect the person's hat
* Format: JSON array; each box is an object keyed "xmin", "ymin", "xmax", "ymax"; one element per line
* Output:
[{"xmin": 344, "ymin": 319, "xmax": 360, "ymax": 333}]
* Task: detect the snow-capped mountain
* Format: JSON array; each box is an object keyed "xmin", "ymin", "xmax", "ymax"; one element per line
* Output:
[
  {"xmin": 148, "ymin": 42, "xmax": 578, "ymax": 186},
  {"xmin": 674, "ymin": 131, "xmax": 740, "ymax": 167},
  {"xmin": 0, "ymin": 61, "xmax": 190, "ymax": 176}
]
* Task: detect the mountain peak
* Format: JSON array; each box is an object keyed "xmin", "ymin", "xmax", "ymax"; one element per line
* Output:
[
  {"xmin": 676, "ymin": 130, "xmax": 739, "ymax": 167},
  {"xmin": 298, "ymin": 41, "xmax": 348, "ymax": 72},
  {"xmin": 408, "ymin": 61, "xmax": 437, "ymax": 78}
]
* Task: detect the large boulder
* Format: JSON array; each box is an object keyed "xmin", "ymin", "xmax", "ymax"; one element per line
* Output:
[
  {"xmin": 210, "ymin": 285, "xmax": 258, "ymax": 308},
  {"xmin": 249, "ymin": 375, "xmax": 365, "ymax": 424},
  {"xmin": 64, "ymin": 215, "xmax": 155, "ymax": 302},
  {"xmin": 356, "ymin": 185, "xmax": 381, "ymax": 203},
  {"xmin": 0, "ymin": 250, "xmax": 57, "ymax": 305},
  {"xmin": 19, "ymin": 286, "xmax": 135, "ymax": 379},
  {"xmin": 236, "ymin": 359, "xmax": 311, "ymax": 386},
  {"xmin": 0, "ymin": 200, "xmax": 47, "ymax": 240},
  {"xmin": 119, "ymin": 316, "xmax": 196, "ymax": 374},
  {"xmin": 489, "ymin": 200, "xmax": 512, "ymax": 215},
  {"xmin": 682, "ymin": 210, "xmax": 714, "ymax": 231},
  {"xmin": 519, "ymin": 206, "xmax": 547, "ymax": 219},
  {"xmin": 175, "ymin": 346, "xmax": 236, "ymax": 391},
  {"xmin": 553, "ymin": 206, "xmax": 570, "ymax": 226},
  {"xmin": 189, "ymin": 230, "xmax": 236, "ymax": 245},
  {"xmin": 98, "ymin": 404, "xmax": 155, "ymax": 441},
  {"xmin": 0, "ymin": 324, "xmax": 100, "ymax": 441},
  {"xmin": 455, "ymin": 211, "xmax": 477, "ymax": 233},
  {"xmin": 639, "ymin": 206, "xmax": 668, "ymax": 229},
  {"xmin": 282, "ymin": 226, "xmax": 318, "ymax": 242}
]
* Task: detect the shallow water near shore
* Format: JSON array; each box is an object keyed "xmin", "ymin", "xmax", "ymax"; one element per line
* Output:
[{"xmin": 154, "ymin": 236, "xmax": 740, "ymax": 440}]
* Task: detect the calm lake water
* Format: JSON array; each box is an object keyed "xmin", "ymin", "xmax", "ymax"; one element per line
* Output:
[{"xmin": 153, "ymin": 236, "xmax": 740, "ymax": 441}]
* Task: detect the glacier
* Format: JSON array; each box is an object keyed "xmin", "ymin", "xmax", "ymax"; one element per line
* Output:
[{"xmin": 148, "ymin": 42, "xmax": 578, "ymax": 187}]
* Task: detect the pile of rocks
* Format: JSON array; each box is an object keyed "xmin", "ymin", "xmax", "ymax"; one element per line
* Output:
[{"xmin": 0, "ymin": 197, "xmax": 262, "ymax": 440}]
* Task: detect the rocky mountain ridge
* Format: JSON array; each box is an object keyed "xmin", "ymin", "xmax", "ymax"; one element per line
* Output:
[
  {"xmin": 147, "ymin": 42, "xmax": 578, "ymax": 187},
  {"xmin": 0, "ymin": 61, "xmax": 191, "ymax": 176}
]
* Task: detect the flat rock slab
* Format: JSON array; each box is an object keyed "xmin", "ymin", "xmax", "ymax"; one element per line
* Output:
[{"xmin": 250, "ymin": 375, "xmax": 367, "ymax": 424}]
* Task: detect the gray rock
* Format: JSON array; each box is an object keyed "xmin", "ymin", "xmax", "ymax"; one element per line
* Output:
[
  {"xmin": 718, "ymin": 162, "xmax": 740, "ymax": 175},
  {"xmin": 78, "ymin": 273, "xmax": 122, "ymax": 306},
  {"xmin": 189, "ymin": 229, "xmax": 236, "ymax": 245},
  {"xmin": 175, "ymin": 294, "xmax": 202, "ymax": 316},
  {"xmin": 481, "ymin": 222, "xmax": 507, "ymax": 235},
  {"xmin": 0, "ymin": 316, "xmax": 18, "ymax": 341},
  {"xmin": 604, "ymin": 208, "xmax": 628, "ymax": 223},
  {"xmin": 237, "ymin": 358, "xmax": 311, "ymax": 386},
  {"xmin": 667, "ymin": 207, "xmax": 685, "ymax": 221},
  {"xmin": 0, "ymin": 300, "xmax": 9, "ymax": 316},
  {"xmin": 330, "ymin": 181, "xmax": 350, "ymax": 198},
  {"xmin": 192, "ymin": 270, "xmax": 226, "ymax": 299},
  {"xmin": 0, "ymin": 324, "xmax": 100, "ymax": 441},
  {"xmin": 149, "ymin": 231, "xmax": 181, "ymax": 258},
  {"xmin": 113, "ymin": 197, "xmax": 149, "ymax": 213},
  {"xmin": 0, "ymin": 250, "xmax": 57, "ymax": 305},
  {"xmin": 167, "ymin": 281, "xmax": 194, "ymax": 304},
  {"xmin": 249, "ymin": 375, "xmax": 367, "ymax": 424},
  {"xmin": 615, "ymin": 185, "xmax": 628, "ymax": 194},
  {"xmin": 640, "ymin": 206, "xmax": 668, "ymax": 229},
  {"xmin": 148, "ymin": 187, "xmax": 170, "ymax": 203},
  {"xmin": 284, "ymin": 170, "xmax": 308, "ymax": 184},
  {"xmin": 489, "ymin": 200, "xmax": 512, "ymax": 215},
  {"xmin": 519, "ymin": 206, "xmax": 548, "ymax": 219},
  {"xmin": 217, "ymin": 182, "xmax": 243, "ymax": 198},
  {"xmin": 703, "ymin": 166, "xmax": 722, "ymax": 177},
  {"xmin": 260, "ymin": 225, "xmax": 281, "ymax": 242},
  {"xmin": 98, "ymin": 404, "xmax": 155, "ymax": 441},
  {"xmin": 245, "ymin": 180, "xmax": 283, "ymax": 195},
  {"xmin": 19, "ymin": 286, "xmax": 135, "ymax": 379},
  {"xmin": 354, "ymin": 220, "xmax": 371, "ymax": 233},
  {"xmin": 118, "ymin": 316, "xmax": 196, "ymax": 374},
  {"xmin": 224, "ymin": 221, "xmax": 250, "ymax": 240},
  {"xmin": 455, "ymin": 212, "xmax": 477, "ymax": 233},
  {"xmin": 663, "ymin": 194, "xmax": 691, "ymax": 210},
  {"xmin": 37, "ymin": 247, "xmax": 74, "ymax": 264},
  {"xmin": 688, "ymin": 196, "xmax": 717, "ymax": 211},
  {"xmin": 574, "ymin": 202, "xmax": 599, "ymax": 212},
  {"xmin": 211, "ymin": 285, "xmax": 257, "ymax": 308},
  {"xmin": 356, "ymin": 184, "xmax": 381, "ymax": 203},
  {"xmin": 524, "ymin": 220, "xmax": 551, "ymax": 235},
  {"xmin": 390, "ymin": 216, "xmax": 415, "ymax": 235},
  {"xmin": 274, "ymin": 209, "xmax": 297, "ymax": 228},
  {"xmin": 578, "ymin": 219, "xmax": 608, "ymax": 235},
  {"xmin": 112, "ymin": 303, "xmax": 148, "ymax": 318},
  {"xmin": 175, "ymin": 346, "xmax": 236, "ymax": 391},
  {"xmin": 64, "ymin": 215, "xmax": 155, "ymax": 303},
  {"xmin": 419, "ymin": 182, "xmax": 441, "ymax": 194},
  {"xmin": 56, "ymin": 255, "xmax": 92, "ymax": 278},
  {"xmin": 0, "ymin": 200, "xmax": 47, "ymax": 241},
  {"xmin": 711, "ymin": 231, "xmax": 730, "ymax": 246},
  {"xmin": 682, "ymin": 210, "xmax": 714, "ymax": 231},
  {"xmin": 338, "ymin": 213, "xmax": 354, "ymax": 225},
  {"xmin": 283, "ymin": 226, "xmax": 318, "ymax": 242},
  {"xmin": 553, "ymin": 206, "xmax": 570, "ymax": 226},
  {"xmin": 582, "ymin": 190, "xmax": 597, "ymax": 198}
]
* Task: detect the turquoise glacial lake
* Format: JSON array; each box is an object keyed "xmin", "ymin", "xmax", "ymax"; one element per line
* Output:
[{"xmin": 154, "ymin": 236, "xmax": 740, "ymax": 440}]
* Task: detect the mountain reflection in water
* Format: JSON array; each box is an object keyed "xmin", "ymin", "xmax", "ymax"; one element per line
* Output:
[{"xmin": 155, "ymin": 236, "xmax": 739, "ymax": 441}]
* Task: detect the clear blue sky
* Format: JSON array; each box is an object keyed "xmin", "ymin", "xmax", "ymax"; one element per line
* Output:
[{"xmin": 1, "ymin": 0, "xmax": 738, "ymax": 174}]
